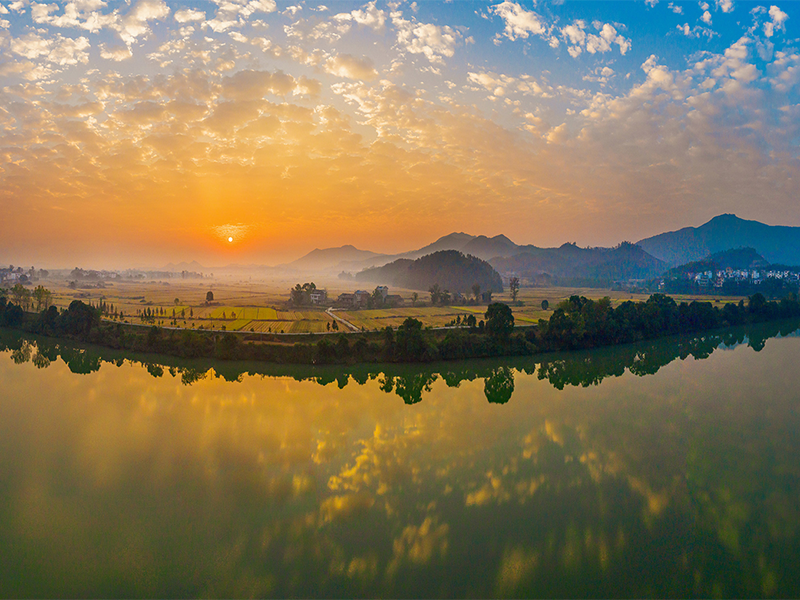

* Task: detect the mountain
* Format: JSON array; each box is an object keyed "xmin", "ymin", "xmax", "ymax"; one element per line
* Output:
[
  {"xmin": 637, "ymin": 214, "xmax": 800, "ymax": 267},
  {"xmin": 460, "ymin": 234, "xmax": 521, "ymax": 261},
  {"xmin": 356, "ymin": 250, "xmax": 503, "ymax": 293},
  {"xmin": 667, "ymin": 248, "xmax": 769, "ymax": 277},
  {"xmin": 289, "ymin": 245, "xmax": 388, "ymax": 271},
  {"xmin": 398, "ymin": 232, "xmax": 476, "ymax": 260},
  {"xmin": 490, "ymin": 242, "xmax": 665, "ymax": 286},
  {"xmin": 162, "ymin": 260, "xmax": 207, "ymax": 271}
]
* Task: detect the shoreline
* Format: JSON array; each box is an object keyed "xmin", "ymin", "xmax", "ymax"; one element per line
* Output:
[{"xmin": 3, "ymin": 292, "xmax": 800, "ymax": 366}]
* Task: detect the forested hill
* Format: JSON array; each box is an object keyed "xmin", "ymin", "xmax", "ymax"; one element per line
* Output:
[
  {"xmin": 490, "ymin": 242, "xmax": 665, "ymax": 286},
  {"xmin": 355, "ymin": 250, "xmax": 504, "ymax": 293},
  {"xmin": 667, "ymin": 247, "xmax": 769, "ymax": 277}
]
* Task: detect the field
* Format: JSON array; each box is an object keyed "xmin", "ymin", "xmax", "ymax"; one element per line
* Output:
[{"xmin": 33, "ymin": 276, "xmax": 749, "ymax": 334}]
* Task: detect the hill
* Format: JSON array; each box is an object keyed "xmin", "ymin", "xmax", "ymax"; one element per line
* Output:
[
  {"xmin": 355, "ymin": 250, "xmax": 503, "ymax": 293},
  {"xmin": 288, "ymin": 245, "xmax": 388, "ymax": 271},
  {"xmin": 398, "ymin": 232, "xmax": 476, "ymax": 260},
  {"xmin": 460, "ymin": 234, "xmax": 521, "ymax": 261},
  {"xmin": 490, "ymin": 242, "xmax": 665, "ymax": 286},
  {"xmin": 637, "ymin": 214, "xmax": 800, "ymax": 267},
  {"xmin": 667, "ymin": 248, "xmax": 769, "ymax": 277}
]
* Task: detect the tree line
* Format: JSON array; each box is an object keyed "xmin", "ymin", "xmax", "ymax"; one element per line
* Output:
[{"xmin": 3, "ymin": 286, "xmax": 800, "ymax": 366}]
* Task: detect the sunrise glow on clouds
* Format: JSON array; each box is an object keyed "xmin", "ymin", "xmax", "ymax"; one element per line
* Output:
[{"xmin": 0, "ymin": 0, "xmax": 798, "ymax": 267}]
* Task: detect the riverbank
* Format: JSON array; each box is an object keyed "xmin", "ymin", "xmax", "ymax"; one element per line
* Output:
[{"xmin": 2, "ymin": 293, "xmax": 799, "ymax": 365}]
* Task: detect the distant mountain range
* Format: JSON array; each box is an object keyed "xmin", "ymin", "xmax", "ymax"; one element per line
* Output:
[
  {"xmin": 287, "ymin": 245, "xmax": 388, "ymax": 271},
  {"xmin": 161, "ymin": 214, "xmax": 800, "ymax": 285},
  {"xmin": 491, "ymin": 242, "xmax": 665, "ymax": 286},
  {"xmin": 637, "ymin": 214, "xmax": 800, "ymax": 267}
]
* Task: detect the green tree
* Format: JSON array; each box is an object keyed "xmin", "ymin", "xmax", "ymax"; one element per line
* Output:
[
  {"xmin": 32, "ymin": 285, "xmax": 52, "ymax": 312},
  {"xmin": 541, "ymin": 299, "xmax": 549, "ymax": 310},
  {"xmin": 429, "ymin": 283, "xmax": 442, "ymax": 306},
  {"xmin": 411, "ymin": 292, "xmax": 419, "ymax": 306},
  {"xmin": 509, "ymin": 277, "xmax": 520, "ymax": 302},
  {"xmin": 472, "ymin": 283, "xmax": 481, "ymax": 302},
  {"xmin": 485, "ymin": 302, "xmax": 514, "ymax": 340},
  {"xmin": 206, "ymin": 291, "xmax": 214, "ymax": 302}
]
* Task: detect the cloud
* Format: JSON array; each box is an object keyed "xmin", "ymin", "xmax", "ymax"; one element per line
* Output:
[
  {"xmin": 764, "ymin": 6, "xmax": 788, "ymax": 38},
  {"xmin": 668, "ymin": 3, "xmax": 684, "ymax": 14},
  {"xmin": 324, "ymin": 54, "xmax": 379, "ymax": 81},
  {"xmin": 9, "ymin": 32, "xmax": 91, "ymax": 65},
  {"xmin": 332, "ymin": 0, "xmax": 386, "ymax": 32},
  {"xmin": 174, "ymin": 8, "xmax": 205, "ymax": 23},
  {"xmin": 392, "ymin": 12, "xmax": 461, "ymax": 64},
  {"xmin": 491, "ymin": 1, "xmax": 550, "ymax": 41},
  {"xmin": 115, "ymin": 0, "xmax": 169, "ymax": 45},
  {"xmin": 221, "ymin": 69, "xmax": 299, "ymax": 100},
  {"xmin": 701, "ymin": 10, "xmax": 712, "ymax": 25},
  {"xmin": 205, "ymin": 0, "xmax": 276, "ymax": 33},
  {"xmin": 100, "ymin": 44, "xmax": 132, "ymax": 61},
  {"xmin": 561, "ymin": 20, "xmax": 631, "ymax": 57},
  {"xmin": 716, "ymin": 0, "xmax": 734, "ymax": 13}
]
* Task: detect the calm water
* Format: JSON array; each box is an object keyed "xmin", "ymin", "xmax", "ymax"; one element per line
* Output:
[{"xmin": 2, "ymin": 323, "xmax": 800, "ymax": 598}]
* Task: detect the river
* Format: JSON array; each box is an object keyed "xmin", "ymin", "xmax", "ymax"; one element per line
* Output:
[{"xmin": 1, "ymin": 322, "xmax": 800, "ymax": 597}]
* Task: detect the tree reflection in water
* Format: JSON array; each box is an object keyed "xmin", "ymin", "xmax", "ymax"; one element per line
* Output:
[
  {"xmin": 2, "ymin": 319, "xmax": 798, "ymax": 404},
  {"xmin": 2, "ymin": 321, "xmax": 800, "ymax": 596}
]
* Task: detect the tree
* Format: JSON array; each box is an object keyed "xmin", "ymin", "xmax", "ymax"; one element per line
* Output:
[
  {"xmin": 541, "ymin": 299, "xmax": 549, "ymax": 311},
  {"xmin": 59, "ymin": 300, "xmax": 100, "ymax": 337},
  {"xmin": 11, "ymin": 284, "xmax": 31, "ymax": 310},
  {"xmin": 174, "ymin": 298, "xmax": 180, "ymax": 305},
  {"xmin": 472, "ymin": 283, "xmax": 481, "ymax": 302},
  {"xmin": 509, "ymin": 277, "xmax": 520, "ymax": 302},
  {"xmin": 395, "ymin": 317, "xmax": 427, "ymax": 361},
  {"xmin": 32, "ymin": 285, "xmax": 52, "ymax": 312},
  {"xmin": 206, "ymin": 291, "xmax": 214, "ymax": 302},
  {"xmin": 411, "ymin": 292, "xmax": 419, "ymax": 306},
  {"xmin": 429, "ymin": 283, "xmax": 442, "ymax": 306},
  {"xmin": 485, "ymin": 302, "xmax": 515, "ymax": 340}
]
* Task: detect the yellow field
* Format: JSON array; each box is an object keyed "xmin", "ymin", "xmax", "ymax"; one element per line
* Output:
[{"xmin": 34, "ymin": 277, "xmax": 750, "ymax": 334}]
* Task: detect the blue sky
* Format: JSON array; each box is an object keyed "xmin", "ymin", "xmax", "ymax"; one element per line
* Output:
[{"xmin": 1, "ymin": 0, "xmax": 799, "ymax": 266}]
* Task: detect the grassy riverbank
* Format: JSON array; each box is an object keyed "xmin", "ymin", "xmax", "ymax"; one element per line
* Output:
[{"xmin": 3, "ymin": 291, "xmax": 800, "ymax": 365}]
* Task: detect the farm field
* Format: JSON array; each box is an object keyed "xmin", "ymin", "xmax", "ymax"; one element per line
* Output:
[{"xmin": 31, "ymin": 277, "xmax": 749, "ymax": 334}]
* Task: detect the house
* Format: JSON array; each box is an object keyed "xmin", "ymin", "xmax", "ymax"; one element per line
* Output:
[
  {"xmin": 385, "ymin": 294, "xmax": 404, "ymax": 307},
  {"xmin": 354, "ymin": 290, "xmax": 371, "ymax": 306},
  {"xmin": 337, "ymin": 293, "xmax": 355, "ymax": 306},
  {"xmin": 309, "ymin": 289, "xmax": 328, "ymax": 304},
  {"xmin": 375, "ymin": 286, "xmax": 389, "ymax": 300}
]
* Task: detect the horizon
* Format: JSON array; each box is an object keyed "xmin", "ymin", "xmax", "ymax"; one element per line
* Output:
[
  {"xmin": 0, "ymin": 211, "xmax": 785, "ymax": 271},
  {"xmin": 2, "ymin": 1, "xmax": 799, "ymax": 269}
]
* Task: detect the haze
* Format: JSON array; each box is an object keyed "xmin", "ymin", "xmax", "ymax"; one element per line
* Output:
[{"xmin": 1, "ymin": 0, "xmax": 799, "ymax": 270}]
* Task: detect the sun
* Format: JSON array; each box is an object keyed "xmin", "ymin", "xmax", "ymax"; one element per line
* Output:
[{"xmin": 228, "ymin": 237, "xmax": 233, "ymax": 243}]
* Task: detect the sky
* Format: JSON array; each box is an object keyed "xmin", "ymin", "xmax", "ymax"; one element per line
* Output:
[{"xmin": 1, "ymin": 0, "xmax": 799, "ymax": 268}]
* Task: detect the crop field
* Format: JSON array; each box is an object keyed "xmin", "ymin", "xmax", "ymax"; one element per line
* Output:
[{"xmin": 30, "ymin": 276, "xmax": 750, "ymax": 334}]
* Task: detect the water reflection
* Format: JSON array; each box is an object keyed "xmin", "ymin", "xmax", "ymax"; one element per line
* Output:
[
  {"xmin": 2, "ymin": 323, "xmax": 800, "ymax": 596},
  {"xmin": 2, "ymin": 319, "xmax": 798, "ymax": 404}
]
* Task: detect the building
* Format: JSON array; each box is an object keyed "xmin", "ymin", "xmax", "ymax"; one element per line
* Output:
[
  {"xmin": 354, "ymin": 290, "xmax": 371, "ymax": 306},
  {"xmin": 385, "ymin": 294, "xmax": 404, "ymax": 307},
  {"xmin": 309, "ymin": 289, "xmax": 328, "ymax": 304}
]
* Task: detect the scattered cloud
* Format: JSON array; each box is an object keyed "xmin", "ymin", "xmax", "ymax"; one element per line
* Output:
[{"xmin": 325, "ymin": 53, "xmax": 379, "ymax": 80}]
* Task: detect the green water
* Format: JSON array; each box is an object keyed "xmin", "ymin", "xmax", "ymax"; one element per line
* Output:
[{"xmin": 1, "ymin": 322, "xmax": 800, "ymax": 597}]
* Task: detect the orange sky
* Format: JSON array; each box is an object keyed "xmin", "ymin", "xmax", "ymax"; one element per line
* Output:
[{"xmin": 1, "ymin": 0, "xmax": 799, "ymax": 269}]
